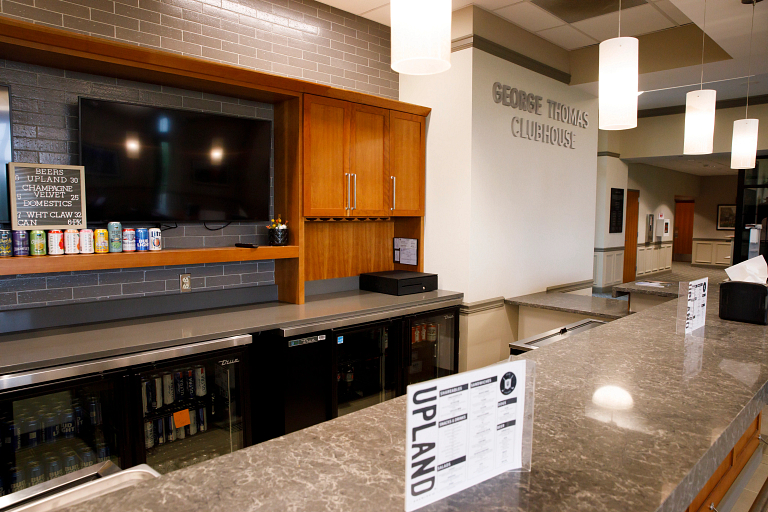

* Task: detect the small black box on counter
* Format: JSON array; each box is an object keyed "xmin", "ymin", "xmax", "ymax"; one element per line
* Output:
[
  {"xmin": 359, "ymin": 271, "xmax": 438, "ymax": 296},
  {"xmin": 719, "ymin": 281, "xmax": 768, "ymax": 325}
]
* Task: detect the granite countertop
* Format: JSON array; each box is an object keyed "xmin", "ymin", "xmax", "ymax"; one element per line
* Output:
[
  {"xmin": 57, "ymin": 281, "xmax": 768, "ymax": 512},
  {"xmin": 613, "ymin": 266, "xmax": 729, "ymax": 298},
  {"xmin": 613, "ymin": 280, "xmax": 680, "ymax": 297},
  {"xmin": 0, "ymin": 289, "xmax": 463, "ymax": 374},
  {"xmin": 506, "ymin": 291, "xmax": 629, "ymax": 320}
]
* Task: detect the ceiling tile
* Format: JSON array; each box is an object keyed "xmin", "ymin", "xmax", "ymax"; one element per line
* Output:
[
  {"xmin": 652, "ymin": 0, "xmax": 692, "ymax": 25},
  {"xmin": 537, "ymin": 24, "xmax": 598, "ymax": 49},
  {"xmin": 494, "ymin": 2, "xmax": 566, "ymax": 32},
  {"xmin": 331, "ymin": 0, "xmax": 387, "ymax": 15},
  {"xmin": 474, "ymin": 0, "xmax": 525, "ymax": 10},
  {"xmin": 572, "ymin": 4, "xmax": 674, "ymax": 41},
  {"xmin": 361, "ymin": 3, "xmax": 390, "ymax": 26},
  {"xmin": 452, "ymin": 0, "xmax": 474, "ymax": 10},
  {"xmin": 531, "ymin": 0, "xmax": 647, "ymax": 24}
]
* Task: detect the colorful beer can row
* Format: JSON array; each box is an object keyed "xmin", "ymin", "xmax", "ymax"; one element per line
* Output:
[{"xmin": 1, "ymin": 224, "xmax": 161, "ymax": 257}]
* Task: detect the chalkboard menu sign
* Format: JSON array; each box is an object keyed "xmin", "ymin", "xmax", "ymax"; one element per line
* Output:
[
  {"xmin": 8, "ymin": 163, "xmax": 87, "ymax": 230},
  {"xmin": 609, "ymin": 188, "xmax": 624, "ymax": 234}
]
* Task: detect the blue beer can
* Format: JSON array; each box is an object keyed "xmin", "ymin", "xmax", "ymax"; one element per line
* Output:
[
  {"xmin": 184, "ymin": 369, "xmax": 195, "ymax": 400},
  {"xmin": 197, "ymin": 406, "xmax": 207, "ymax": 433},
  {"xmin": 60, "ymin": 411, "xmax": 75, "ymax": 439},
  {"xmin": 96, "ymin": 442, "xmax": 110, "ymax": 463},
  {"xmin": 165, "ymin": 415, "xmax": 176, "ymax": 443},
  {"xmin": 173, "ymin": 371, "xmax": 185, "ymax": 401},
  {"xmin": 141, "ymin": 378, "xmax": 153, "ymax": 416},
  {"xmin": 78, "ymin": 446, "xmax": 95, "ymax": 468},
  {"xmin": 27, "ymin": 460, "xmax": 45, "ymax": 487},
  {"xmin": 12, "ymin": 230, "xmax": 29, "ymax": 257},
  {"xmin": 46, "ymin": 456, "xmax": 63, "ymax": 480},
  {"xmin": 63, "ymin": 450, "xmax": 79, "ymax": 474},
  {"xmin": 88, "ymin": 398, "xmax": 101, "ymax": 426},
  {"xmin": 10, "ymin": 466, "xmax": 26, "ymax": 493},
  {"xmin": 135, "ymin": 228, "xmax": 149, "ymax": 252},
  {"xmin": 72, "ymin": 405, "xmax": 84, "ymax": 434},
  {"xmin": 43, "ymin": 414, "xmax": 59, "ymax": 444},
  {"xmin": 25, "ymin": 418, "xmax": 40, "ymax": 448},
  {"xmin": 7, "ymin": 419, "xmax": 20, "ymax": 451},
  {"xmin": 154, "ymin": 417, "xmax": 165, "ymax": 445},
  {"xmin": 144, "ymin": 421, "xmax": 154, "ymax": 449}
]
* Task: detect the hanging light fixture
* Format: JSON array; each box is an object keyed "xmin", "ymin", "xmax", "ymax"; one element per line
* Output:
[
  {"xmin": 599, "ymin": 0, "xmax": 639, "ymax": 130},
  {"xmin": 391, "ymin": 0, "xmax": 451, "ymax": 75},
  {"xmin": 684, "ymin": 0, "xmax": 716, "ymax": 155},
  {"xmin": 731, "ymin": 0, "xmax": 760, "ymax": 169}
]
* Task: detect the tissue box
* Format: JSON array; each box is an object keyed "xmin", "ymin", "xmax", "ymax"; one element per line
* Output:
[{"xmin": 719, "ymin": 281, "xmax": 768, "ymax": 325}]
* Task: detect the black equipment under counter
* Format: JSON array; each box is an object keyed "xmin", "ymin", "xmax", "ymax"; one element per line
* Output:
[{"xmin": 359, "ymin": 271, "xmax": 438, "ymax": 296}]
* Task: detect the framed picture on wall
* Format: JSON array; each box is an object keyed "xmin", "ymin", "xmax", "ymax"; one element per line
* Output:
[{"xmin": 717, "ymin": 204, "xmax": 736, "ymax": 230}]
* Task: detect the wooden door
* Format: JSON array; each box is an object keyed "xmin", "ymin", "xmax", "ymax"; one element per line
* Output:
[
  {"xmin": 623, "ymin": 190, "xmax": 640, "ymax": 283},
  {"xmin": 349, "ymin": 103, "xmax": 390, "ymax": 217},
  {"xmin": 304, "ymin": 95, "xmax": 350, "ymax": 217},
  {"xmin": 390, "ymin": 111, "xmax": 425, "ymax": 216},
  {"xmin": 674, "ymin": 201, "xmax": 695, "ymax": 262}
]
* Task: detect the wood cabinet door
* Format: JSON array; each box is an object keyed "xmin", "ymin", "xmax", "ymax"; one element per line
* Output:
[
  {"xmin": 349, "ymin": 103, "xmax": 390, "ymax": 217},
  {"xmin": 389, "ymin": 111, "xmax": 425, "ymax": 216},
  {"xmin": 304, "ymin": 95, "xmax": 350, "ymax": 217}
]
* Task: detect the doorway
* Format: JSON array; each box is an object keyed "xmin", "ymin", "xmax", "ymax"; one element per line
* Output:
[
  {"xmin": 623, "ymin": 190, "xmax": 640, "ymax": 283},
  {"xmin": 673, "ymin": 199, "xmax": 695, "ymax": 262}
]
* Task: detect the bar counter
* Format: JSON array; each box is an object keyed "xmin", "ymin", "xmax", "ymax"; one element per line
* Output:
[{"xmin": 52, "ymin": 281, "xmax": 768, "ymax": 512}]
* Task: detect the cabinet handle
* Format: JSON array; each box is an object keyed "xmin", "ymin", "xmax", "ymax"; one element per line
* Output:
[
  {"xmin": 345, "ymin": 173, "xmax": 350, "ymax": 210},
  {"xmin": 353, "ymin": 173, "xmax": 357, "ymax": 210},
  {"xmin": 391, "ymin": 176, "xmax": 396, "ymax": 211}
]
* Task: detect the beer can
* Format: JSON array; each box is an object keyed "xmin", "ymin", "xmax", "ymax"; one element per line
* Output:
[
  {"xmin": 79, "ymin": 229, "xmax": 94, "ymax": 254},
  {"xmin": 25, "ymin": 418, "xmax": 40, "ymax": 448},
  {"xmin": 154, "ymin": 418, "xmax": 165, "ymax": 445},
  {"xmin": 78, "ymin": 446, "xmax": 94, "ymax": 468},
  {"xmin": 7, "ymin": 419, "xmax": 20, "ymax": 451},
  {"xmin": 122, "ymin": 228, "xmax": 136, "ymax": 252},
  {"xmin": 427, "ymin": 323, "xmax": 438, "ymax": 342},
  {"xmin": 12, "ymin": 231, "xmax": 29, "ymax": 256},
  {"xmin": 30, "ymin": 231, "xmax": 46, "ymax": 256},
  {"xmin": 152, "ymin": 375, "xmax": 163, "ymax": 409},
  {"xmin": 165, "ymin": 415, "xmax": 176, "ymax": 443},
  {"xmin": 194, "ymin": 365, "xmax": 207, "ymax": 397},
  {"xmin": 63, "ymin": 451, "xmax": 79, "ymax": 474},
  {"xmin": 64, "ymin": 229, "xmax": 80, "ymax": 255},
  {"xmin": 27, "ymin": 460, "xmax": 44, "ymax": 487},
  {"xmin": 162, "ymin": 372, "xmax": 175, "ymax": 406},
  {"xmin": 186, "ymin": 409, "xmax": 198, "ymax": 436},
  {"xmin": 46, "ymin": 456, "xmax": 63, "ymax": 480},
  {"xmin": 48, "ymin": 230, "xmax": 64, "ymax": 256},
  {"xmin": 0, "ymin": 230, "xmax": 11, "ymax": 257},
  {"xmin": 73, "ymin": 405, "xmax": 84, "ymax": 434},
  {"xmin": 149, "ymin": 228, "xmax": 162, "ymax": 251},
  {"xmin": 108, "ymin": 222, "xmax": 122, "ymax": 253},
  {"xmin": 43, "ymin": 414, "xmax": 59, "ymax": 444},
  {"xmin": 10, "ymin": 466, "xmax": 26, "ymax": 493},
  {"xmin": 176, "ymin": 424, "xmax": 185, "ymax": 440},
  {"xmin": 88, "ymin": 397, "xmax": 102, "ymax": 426},
  {"xmin": 141, "ymin": 379, "xmax": 153, "ymax": 416},
  {"xmin": 420, "ymin": 323, "xmax": 427, "ymax": 342},
  {"xmin": 136, "ymin": 228, "xmax": 149, "ymax": 252},
  {"xmin": 184, "ymin": 368, "xmax": 195, "ymax": 399},
  {"xmin": 411, "ymin": 326, "xmax": 419, "ymax": 344},
  {"xmin": 96, "ymin": 442, "xmax": 109, "ymax": 463},
  {"xmin": 60, "ymin": 411, "xmax": 75, "ymax": 439},
  {"xmin": 94, "ymin": 229, "xmax": 109, "ymax": 254},
  {"xmin": 197, "ymin": 406, "xmax": 207, "ymax": 433},
  {"xmin": 173, "ymin": 371, "xmax": 186, "ymax": 401},
  {"xmin": 144, "ymin": 421, "xmax": 154, "ymax": 449}
]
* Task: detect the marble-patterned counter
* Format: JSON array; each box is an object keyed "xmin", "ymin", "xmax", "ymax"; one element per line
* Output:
[
  {"xmin": 506, "ymin": 291, "xmax": 629, "ymax": 320},
  {"xmin": 58, "ymin": 281, "xmax": 768, "ymax": 512}
]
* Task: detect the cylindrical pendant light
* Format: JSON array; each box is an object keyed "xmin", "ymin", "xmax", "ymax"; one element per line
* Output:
[
  {"xmin": 391, "ymin": 0, "xmax": 451, "ymax": 75},
  {"xmin": 598, "ymin": 37, "xmax": 639, "ymax": 130},
  {"xmin": 684, "ymin": 89, "xmax": 717, "ymax": 154},
  {"xmin": 732, "ymin": 119, "xmax": 759, "ymax": 169}
]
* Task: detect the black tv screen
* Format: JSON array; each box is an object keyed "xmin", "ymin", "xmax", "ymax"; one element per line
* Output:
[{"xmin": 79, "ymin": 98, "xmax": 272, "ymax": 223}]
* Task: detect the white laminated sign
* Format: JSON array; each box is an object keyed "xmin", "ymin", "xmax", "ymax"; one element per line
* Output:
[{"xmin": 405, "ymin": 359, "xmax": 533, "ymax": 511}]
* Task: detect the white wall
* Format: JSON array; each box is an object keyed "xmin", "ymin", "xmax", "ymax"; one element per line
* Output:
[
  {"xmin": 627, "ymin": 163, "xmax": 701, "ymax": 243},
  {"xmin": 399, "ymin": 50, "xmax": 474, "ymax": 296},
  {"xmin": 468, "ymin": 49, "xmax": 598, "ymax": 301},
  {"xmin": 595, "ymin": 156, "xmax": 629, "ymax": 249}
]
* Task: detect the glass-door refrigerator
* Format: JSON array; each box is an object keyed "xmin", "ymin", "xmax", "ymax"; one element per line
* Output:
[
  {"xmin": 128, "ymin": 340, "xmax": 251, "ymax": 475},
  {"xmin": 402, "ymin": 307, "xmax": 460, "ymax": 387},
  {"xmin": 0, "ymin": 371, "xmax": 127, "ymax": 500}
]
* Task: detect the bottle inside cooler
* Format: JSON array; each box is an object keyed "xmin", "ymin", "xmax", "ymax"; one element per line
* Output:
[
  {"xmin": 140, "ymin": 358, "xmax": 243, "ymax": 474},
  {"xmin": 409, "ymin": 312, "xmax": 456, "ymax": 384},
  {"xmin": 0, "ymin": 384, "xmax": 119, "ymax": 498}
]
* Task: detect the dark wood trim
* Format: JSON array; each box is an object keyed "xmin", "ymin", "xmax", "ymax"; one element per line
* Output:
[
  {"xmin": 451, "ymin": 35, "xmax": 571, "ymax": 85},
  {"xmin": 597, "ymin": 151, "xmax": 621, "ymax": 158},
  {"xmin": 639, "ymin": 94, "xmax": 768, "ymax": 119},
  {"xmin": 0, "ymin": 17, "xmax": 431, "ymax": 116}
]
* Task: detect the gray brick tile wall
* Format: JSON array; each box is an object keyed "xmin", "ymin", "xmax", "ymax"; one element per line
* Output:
[{"xmin": 0, "ymin": 0, "xmax": 398, "ymax": 99}]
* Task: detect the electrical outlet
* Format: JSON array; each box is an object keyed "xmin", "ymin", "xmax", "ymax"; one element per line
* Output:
[{"xmin": 180, "ymin": 274, "xmax": 192, "ymax": 293}]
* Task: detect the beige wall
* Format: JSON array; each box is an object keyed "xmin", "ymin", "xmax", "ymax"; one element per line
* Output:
[{"xmin": 694, "ymin": 175, "xmax": 738, "ymax": 239}]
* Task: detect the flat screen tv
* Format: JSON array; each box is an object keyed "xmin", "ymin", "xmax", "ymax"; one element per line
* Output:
[{"xmin": 79, "ymin": 98, "xmax": 272, "ymax": 223}]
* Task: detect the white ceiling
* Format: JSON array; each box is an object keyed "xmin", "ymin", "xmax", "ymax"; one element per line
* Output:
[{"xmin": 624, "ymin": 153, "xmax": 737, "ymax": 175}]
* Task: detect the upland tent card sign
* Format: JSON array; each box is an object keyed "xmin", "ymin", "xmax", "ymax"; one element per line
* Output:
[{"xmin": 8, "ymin": 163, "xmax": 87, "ymax": 231}]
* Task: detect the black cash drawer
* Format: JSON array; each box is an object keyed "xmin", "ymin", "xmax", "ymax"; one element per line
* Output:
[{"xmin": 359, "ymin": 271, "xmax": 438, "ymax": 296}]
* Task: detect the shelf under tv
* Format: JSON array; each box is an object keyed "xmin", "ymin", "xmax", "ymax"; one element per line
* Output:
[{"xmin": 0, "ymin": 246, "xmax": 299, "ymax": 276}]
